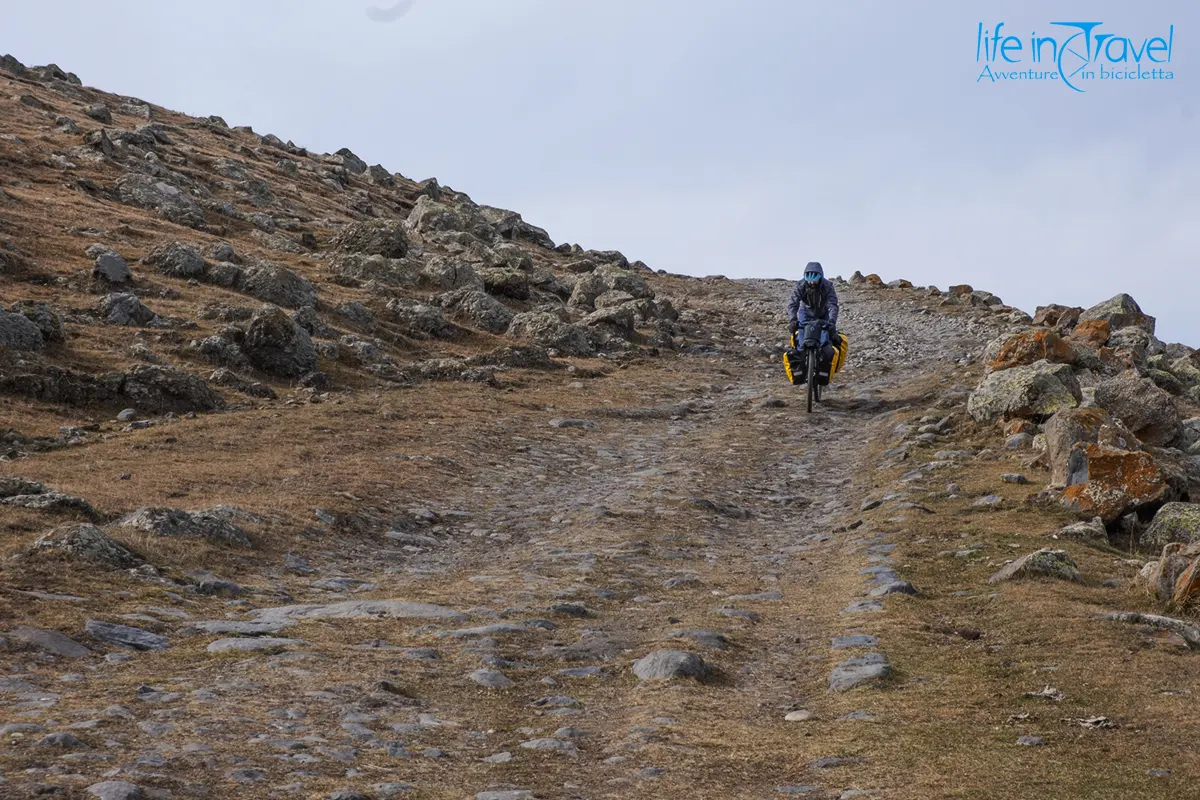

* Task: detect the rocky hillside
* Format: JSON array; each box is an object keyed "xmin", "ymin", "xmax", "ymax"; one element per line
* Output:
[{"xmin": 3, "ymin": 54, "xmax": 1200, "ymax": 800}]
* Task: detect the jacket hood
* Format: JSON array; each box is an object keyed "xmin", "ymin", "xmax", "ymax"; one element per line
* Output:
[{"xmin": 804, "ymin": 261, "xmax": 825, "ymax": 280}]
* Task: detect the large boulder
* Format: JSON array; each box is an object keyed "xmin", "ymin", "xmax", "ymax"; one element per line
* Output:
[
  {"xmin": 0, "ymin": 310, "xmax": 45, "ymax": 351},
  {"xmin": 507, "ymin": 312, "xmax": 595, "ymax": 357},
  {"xmin": 967, "ymin": 360, "xmax": 1082, "ymax": 423},
  {"xmin": 1044, "ymin": 408, "xmax": 1140, "ymax": 486},
  {"xmin": 988, "ymin": 549, "xmax": 1082, "ymax": 584},
  {"xmin": 1080, "ymin": 293, "xmax": 1155, "ymax": 335},
  {"xmin": 1033, "ymin": 304, "xmax": 1083, "ymax": 331},
  {"xmin": 239, "ymin": 261, "xmax": 317, "ymax": 309},
  {"xmin": 595, "ymin": 264, "xmax": 653, "ymax": 299},
  {"xmin": 480, "ymin": 268, "xmax": 530, "ymax": 300},
  {"xmin": 989, "ymin": 329, "xmax": 1076, "ymax": 371},
  {"xmin": 385, "ymin": 298, "xmax": 453, "ymax": 339},
  {"xmin": 1094, "ymin": 371, "xmax": 1181, "ymax": 447},
  {"xmin": 1139, "ymin": 541, "xmax": 1200, "ymax": 605},
  {"xmin": 10, "ymin": 302, "xmax": 65, "ymax": 344},
  {"xmin": 1061, "ymin": 445, "xmax": 1176, "ymax": 522},
  {"xmin": 438, "ymin": 289, "xmax": 515, "ymax": 334},
  {"xmin": 141, "ymin": 242, "xmax": 207, "ymax": 279},
  {"xmin": 122, "ymin": 365, "xmax": 224, "ymax": 413},
  {"xmin": 330, "ymin": 219, "xmax": 408, "ymax": 259},
  {"xmin": 116, "ymin": 174, "xmax": 205, "ymax": 228},
  {"xmin": 1107, "ymin": 327, "xmax": 1152, "ymax": 360},
  {"xmin": 568, "ymin": 273, "xmax": 608, "ymax": 310},
  {"xmin": 421, "ymin": 257, "xmax": 483, "ymax": 291},
  {"xmin": 1141, "ymin": 503, "xmax": 1200, "ymax": 551},
  {"xmin": 242, "ymin": 305, "xmax": 317, "ymax": 377},
  {"xmin": 31, "ymin": 524, "xmax": 140, "ymax": 569},
  {"xmin": 404, "ymin": 196, "xmax": 490, "ymax": 239},
  {"xmin": 328, "ymin": 254, "xmax": 421, "ymax": 287},
  {"xmin": 98, "ymin": 293, "xmax": 158, "ymax": 327},
  {"xmin": 113, "ymin": 506, "xmax": 251, "ymax": 548}
]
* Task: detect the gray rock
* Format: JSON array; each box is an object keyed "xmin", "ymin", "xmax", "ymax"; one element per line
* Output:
[
  {"xmin": 549, "ymin": 418, "xmax": 596, "ymax": 430},
  {"xmin": 663, "ymin": 575, "xmax": 701, "ymax": 590},
  {"xmin": 0, "ymin": 309, "xmax": 45, "ymax": 350},
  {"xmin": 191, "ymin": 620, "xmax": 296, "ymax": 637},
  {"xmin": 437, "ymin": 623, "xmax": 537, "ymax": 639},
  {"xmin": 31, "ymin": 525, "xmax": 140, "ymax": 569},
  {"xmin": 520, "ymin": 737, "xmax": 579, "ymax": 755},
  {"xmin": 240, "ymin": 260, "xmax": 317, "ymax": 309},
  {"xmin": 476, "ymin": 792, "xmax": 535, "ymax": 800},
  {"xmin": 98, "ymin": 293, "xmax": 157, "ymax": 326},
  {"xmin": 36, "ymin": 732, "xmax": 88, "ymax": 749},
  {"xmin": 242, "ymin": 304, "xmax": 317, "ymax": 377},
  {"xmin": 469, "ymin": 669, "xmax": 514, "ymax": 689},
  {"xmin": 373, "ymin": 785, "xmax": 417, "ymax": 798},
  {"xmin": 113, "ymin": 506, "xmax": 248, "ymax": 547},
  {"xmin": 0, "ymin": 677, "xmax": 39, "ymax": 693},
  {"xmin": 331, "ymin": 219, "xmax": 408, "ymax": 258},
  {"xmin": 507, "ymin": 312, "xmax": 594, "ymax": 357},
  {"xmin": 1080, "ymin": 293, "xmax": 1155, "ymax": 334},
  {"xmin": 1053, "ymin": 517, "xmax": 1109, "ymax": 546},
  {"xmin": 867, "ymin": 581, "xmax": 917, "ymax": 597},
  {"xmin": 184, "ymin": 569, "xmax": 244, "ymax": 596},
  {"xmin": 1095, "ymin": 371, "xmax": 1181, "ymax": 447},
  {"xmin": 253, "ymin": 600, "xmax": 467, "ymax": 623},
  {"xmin": 385, "ymin": 297, "xmax": 452, "ymax": 339},
  {"xmin": 84, "ymin": 619, "xmax": 169, "ymax": 651},
  {"xmin": 87, "ymin": 781, "xmax": 143, "ymax": 800},
  {"xmin": 1141, "ymin": 503, "xmax": 1200, "ymax": 550},
  {"xmin": 631, "ymin": 650, "xmax": 709, "ymax": 681},
  {"xmin": 8, "ymin": 626, "xmax": 92, "ymax": 658},
  {"xmin": 141, "ymin": 241, "xmax": 207, "ymax": 278},
  {"xmin": 116, "ymin": 174, "xmax": 205, "ymax": 228},
  {"xmin": 967, "ymin": 360, "xmax": 1082, "ymax": 423},
  {"xmin": 122, "ymin": 365, "xmax": 224, "ymax": 413},
  {"xmin": 1017, "ymin": 735, "xmax": 1046, "ymax": 746},
  {"xmin": 10, "ymin": 301, "xmax": 65, "ymax": 344},
  {"xmin": 206, "ymin": 637, "xmax": 306, "ymax": 653},
  {"xmin": 828, "ymin": 652, "xmax": 890, "ymax": 691},
  {"xmin": 988, "ymin": 549, "xmax": 1082, "ymax": 584}
]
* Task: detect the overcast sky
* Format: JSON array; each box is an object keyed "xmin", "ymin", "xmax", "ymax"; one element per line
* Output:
[{"xmin": 6, "ymin": 1, "xmax": 1198, "ymax": 342}]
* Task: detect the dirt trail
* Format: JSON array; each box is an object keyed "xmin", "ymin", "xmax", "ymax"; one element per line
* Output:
[{"xmin": 0, "ymin": 279, "xmax": 1006, "ymax": 800}]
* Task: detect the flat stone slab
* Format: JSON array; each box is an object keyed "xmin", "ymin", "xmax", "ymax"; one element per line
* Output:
[
  {"xmin": 831, "ymin": 634, "xmax": 879, "ymax": 650},
  {"xmin": 469, "ymin": 669, "xmax": 514, "ymax": 690},
  {"xmin": 829, "ymin": 652, "xmax": 891, "ymax": 692},
  {"xmin": 436, "ymin": 623, "xmax": 539, "ymax": 639},
  {"xmin": 725, "ymin": 591, "xmax": 783, "ymax": 602},
  {"xmin": 867, "ymin": 581, "xmax": 917, "ymax": 597},
  {"xmin": 207, "ymin": 637, "xmax": 307, "ymax": 653},
  {"xmin": 0, "ymin": 677, "xmax": 39, "ymax": 693},
  {"xmin": 632, "ymin": 650, "xmax": 709, "ymax": 681},
  {"xmin": 85, "ymin": 620, "xmax": 169, "ymax": 651},
  {"xmin": 840, "ymin": 600, "xmax": 885, "ymax": 615},
  {"xmin": 188, "ymin": 620, "xmax": 295, "ymax": 636},
  {"xmin": 520, "ymin": 737, "xmax": 579, "ymax": 755},
  {"xmin": 9, "ymin": 626, "xmax": 92, "ymax": 658},
  {"xmin": 252, "ymin": 600, "xmax": 467, "ymax": 623}
]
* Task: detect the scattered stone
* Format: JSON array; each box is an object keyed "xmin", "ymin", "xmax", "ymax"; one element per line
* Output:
[
  {"xmin": 1017, "ymin": 735, "xmax": 1045, "ymax": 746},
  {"xmin": 785, "ymin": 710, "xmax": 814, "ymax": 722},
  {"xmin": 520, "ymin": 738, "xmax": 579, "ymax": 755},
  {"xmin": 631, "ymin": 650, "xmax": 709, "ymax": 681},
  {"xmin": 87, "ymin": 782, "xmax": 143, "ymax": 800},
  {"xmin": 988, "ymin": 549, "xmax": 1082, "ymax": 584},
  {"xmin": 84, "ymin": 619, "xmax": 169, "ymax": 651},
  {"xmin": 470, "ymin": 669, "xmax": 514, "ymax": 689},
  {"xmin": 8, "ymin": 626, "xmax": 92, "ymax": 658},
  {"xmin": 206, "ymin": 637, "xmax": 305, "ymax": 653},
  {"xmin": 828, "ymin": 653, "xmax": 890, "ymax": 691}
]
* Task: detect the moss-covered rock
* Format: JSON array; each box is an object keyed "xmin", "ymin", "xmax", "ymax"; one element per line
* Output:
[
  {"xmin": 967, "ymin": 360, "xmax": 1082, "ymax": 423},
  {"xmin": 1141, "ymin": 503, "xmax": 1200, "ymax": 551},
  {"xmin": 988, "ymin": 549, "xmax": 1083, "ymax": 584}
]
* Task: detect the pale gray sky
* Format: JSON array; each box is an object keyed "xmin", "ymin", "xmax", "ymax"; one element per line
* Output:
[{"xmin": 6, "ymin": 1, "xmax": 1199, "ymax": 342}]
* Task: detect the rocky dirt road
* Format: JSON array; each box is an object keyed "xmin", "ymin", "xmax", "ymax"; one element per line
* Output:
[{"xmin": 1, "ymin": 279, "xmax": 1005, "ymax": 800}]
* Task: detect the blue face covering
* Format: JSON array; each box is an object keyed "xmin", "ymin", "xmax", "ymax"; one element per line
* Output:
[{"xmin": 804, "ymin": 272, "xmax": 820, "ymax": 283}]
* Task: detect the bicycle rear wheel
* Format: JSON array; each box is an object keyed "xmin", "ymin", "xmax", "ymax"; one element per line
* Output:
[{"xmin": 806, "ymin": 348, "xmax": 817, "ymax": 413}]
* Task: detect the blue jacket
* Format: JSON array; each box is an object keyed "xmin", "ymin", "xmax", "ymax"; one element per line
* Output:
[{"xmin": 787, "ymin": 262, "xmax": 839, "ymax": 328}]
